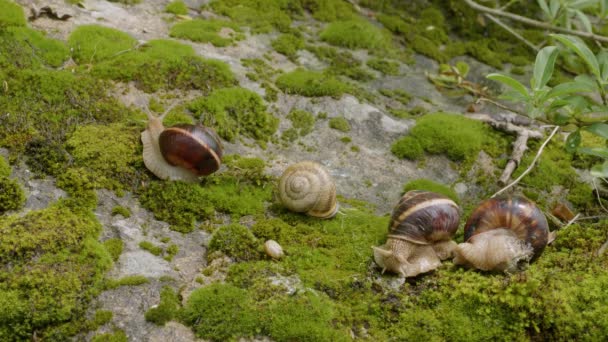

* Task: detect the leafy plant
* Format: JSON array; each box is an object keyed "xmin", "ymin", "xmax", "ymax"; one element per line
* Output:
[
  {"xmin": 537, "ymin": 0, "xmax": 597, "ymax": 32},
  {"xmin": 487, "ymin": 33, "xmax": 608, "ymax": 177}
]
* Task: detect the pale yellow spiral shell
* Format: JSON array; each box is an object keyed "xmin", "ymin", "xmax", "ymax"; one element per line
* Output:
[{"xmin": 277, "ymin": 161, "xmax": 338, "ymax": 219}]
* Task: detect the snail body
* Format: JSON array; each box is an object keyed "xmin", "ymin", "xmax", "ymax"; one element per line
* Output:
[
  {"xmin": 141, "ymin": 111, "xmax": 222, "ymax": 182},
  {"xmin": 373, "ymin": 190, "xmax": 460, "ymax": 277},
  {"xmin": 277, "ymin": 161, "xmax": 338, "ymax": 219},
  {"xmin": 453, "ymin": 196, "xmax": 549, "ymax": 273}
]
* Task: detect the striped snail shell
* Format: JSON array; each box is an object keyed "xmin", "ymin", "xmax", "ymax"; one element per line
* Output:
[
  {"xmin": 373, "ymin": 190, "xmax": 461, "ymax": 277},
  {"xmin": 453, "ymin": 196, "xmax": 549, "ymax": 273},
  {"xmin": 277, "ymin": 161, "xmax": 338, "ymax": 219},
  {"xmin": 141, "ymin": 110, "xmax": 222, "ymax": 182}
]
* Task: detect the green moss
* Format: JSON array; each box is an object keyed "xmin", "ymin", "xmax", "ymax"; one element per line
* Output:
[
  {"xmin": 264, "ymin": 292, "xmax": 348, "ymax": 341},
  {"xmin": 165, "ymin": 0, "xmax": 188, "ymax": 14},
  {"xmin": 187, "ymin": 87, "xmax": 278, "ymax": 144},
  {"xmin": 90, "ymin": 310, "xmax": 113, "ymax": 330},
  {"xmin": 182, "ymin": 283, "xmax": 258, "ymax": 340},
  {"xmin": 392, "ymin": 112, "xmax": 509, "ymax": 164},
  {"xmin": 250, "ymin": 217, "xmax": 297, "ymax": 244},
  {"xmin": 170, "ymin": 19, "xmax": 243, "ymax": 47},
  {"xmin": 139, "ymin": 241, "xmax": 163, "ymax": 256},
  {"xmin": 145, "ymin": 286, "xmax": 180, "ymax": 325},
  {"xmin": 208, "ymin": 223, "xmax": 260, "ymax": 261},
  {"xmin": 271, "ymin": 33, "xmax": 304, "ymax": 60},
  {"xmin": 367, "ymin": 58, "xmax": 400, "ymax": 75},
  {"xmin": 103, "ymin": 238, "xmax": 124, "ymax": 262},
  {"xmin": 139, "ymin": 179, "xmax": 271, "ymax": 233},
  {"xmin": 241, "ymin": 58, "xmax": 280, "ymax": 102},
  {"xmin": 104, "ymin": 275, "xmax": 149, "ymax": 289},
  {"xmin": 379, "ymin": 88, "xmax": 411, "ymax": 106},
  {"xmin": 68, "ymin": 25, "xmax": 137, "ymax": 64},
  {"xmin": 276, "ymin": 69, "xmax": 349, "ymax": 98},
  {"xmin": 328, "ymin": 117, "xmax": 351, "ymax": 132},
  {"xmin": 0, "ymin": 176, "xmax": 25, "ymax": 214},
  {"xmin": 209, "ymin": 0, "xmax": 293, "ymax": 33},
  {"xmin": 91, "ymin": 329, "xmax": 127, "ymax": 342},
  {"xmin": 0, "ymin": 0, "xmax": 26, "ymax": 27},
  {"xmin": 5, "ymin": 27, "xmax": 69, "ymax": 67},
  {"xmin": 340, "ymin": 136, "xmax": 352, "ymax": 143},
  {"xmin": 306, "ymin": 45, "xmax": 373, "ymax": 82},
  {"xmin": 402, "ymin": 179, "xmax": 459, "ymax": 203},
  {"xmin": 164, "ymin": 244, "xmax": 179, "ymax": 262},
  {"xmin": 0, "ymin": 156, "xmax": 9, "ymax": 177},
  {"xmin": 390, "ymin": 135, "xmax": 424, "ymax": 160},
  {"xmin": 221, "ymin": 154, "xmax": 270, "ymax": 185},
  {"xmin": 111, "ymin": 206, "xmax": 131, "ymax": 218},
  {"xmin": 65, "ymin": 123, "xmax": 142, "ymax": 192},
  {"xmin": 301, "ymin": 0, "xmax": 356, "ymax": 22},
  {"xmin": 90, "ymin": 39, "xmax": 237, "ymax": 93},
  {"xmin": 55, "ymin": 167, "xmax": 100, "ymax": 210},
  {"xmin": 320, "ymin": 19, "xmax": 392, "ymax": 51},
  {"xmin": 0, "ymin": 201, "xmax": 112, "ymax": 339},
  {"xmin": 287, "ymin": 109, "xmax": 315, "ymax": 136}
]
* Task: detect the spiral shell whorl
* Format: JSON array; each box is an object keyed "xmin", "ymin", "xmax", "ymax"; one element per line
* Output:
[
  {"xmin": 464, "ymin": 196, "xmax": 549, "ymax": 260},
  {"xmin": 278, "ymin": 161, "xmax": 338, "ymax": 219}
]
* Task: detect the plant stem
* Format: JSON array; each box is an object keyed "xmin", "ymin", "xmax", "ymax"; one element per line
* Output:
[
  {"xmin": 464, "ymin": 0, "xmax": 608, "ymax": 43},
  {"xmin": 491, "ymin": 125, "xmax": 560, "ymax": 198},
  {"xmin": 484, "ymin": 14, "xmax": 539, "ymax": 52}
]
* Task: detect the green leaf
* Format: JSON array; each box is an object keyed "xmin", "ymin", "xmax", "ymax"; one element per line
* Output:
[
  {"xmin": 545, "ymin": 80, "xmax": 597, "ymax": 99},
  {"xmin": 578, "ymin": 146, "xmax": 608, "ymax": 159},
  {"xmin": 573, "ymin": 10, "xmax": 592, "ymax": 33},
  {"xmin": 551, "ymin": 34, "xmax": 601, "ymax": 80},
  {"xmin": 487, "ymin": 73, "xmax": 529, "ymax": 98},
  {"xmin": 537, "ymin": 0, "xmax": 551, "ymax": 17},
  {"xmin": 591, "ymin": 161, "xmax": 608, "ymax": 178},
  {"xmin": 532, "ymin": 46, "xmax": 559, "ymax": 90},
  {"xmin": 549, "ymin": 0, "xmax": 561, "ymax": 18},
  {"xmin": 583, "ymin": 123, "xmax": 608, "ymax": 139},
  {"xmin": 597, "ymin": 50, "xmax": 608, "ymax": 81},
  {"xmin": 565, "ymin": 130, "xmax": 581, "ymax": 153},
  {"xmin": 498, "ymin": 89, "xmax": 529, "ymax": 102}
]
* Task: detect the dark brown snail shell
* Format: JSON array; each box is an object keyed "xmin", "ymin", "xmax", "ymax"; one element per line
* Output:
[
  {"xmin": 463, "ymin": 196, "xmax": 549, "ymax": 261},
  {"xmin": 373, "ymin": 190, "xmax": 461, "ymax": 277},
  {"xmin": 159, "ymin": 124, "xmax": 223, "ymax": 176},
  {"xmin": 388, "ymin": 190, "xmax": 461, "ymax": 244},
  {"xmin": 453, "ymin": 196, "xmax": 549, "ymax": 272}
]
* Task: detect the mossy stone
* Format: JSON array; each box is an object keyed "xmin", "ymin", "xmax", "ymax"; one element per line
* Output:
[
  {"xmin": 170, "ymin": 19, "xmax": 242, "ymax": 47},
  {"xmin": 91, "ymin": 330, "xmax": 128, "ymax": 342},
  {"xmin": 272, "ymin": 33, "xmax": 304, "ymax": 60},
  {"xmin": 103, "ymin": 238, "xmax": 124, "ymax": 262},
  {"xmin": 0, "ymin": 156, "xmax": 10, "ymax": 177},
  {"xmin": 188, "ymin": 87, "xmax": 278, "ymax": 143},
  {"xmin": 182, "ymin": 283, "xmax": 258, "ymax": 340},
  {"xmin": 68, "ymin": 25, "xmax": 137, "ymax": 64},
  {"xmin": 5, "ymin": 27, "xmax": 69, "ymax": 67},
  {"xmin": 139, "ymin": 241, "xmax": 163, "ymax": 256},
  {"xmin": 165, "ymin": 0, "xmax": 188, "ymax": 14},
  {"xmin": 276, "ymin": 69, "xmax": 349, "ymax": 98},
  {"xmin": 390, "ymin": 135, "xmax": 423, "ymax": 160},
  {"xmin": 287, "ymin": 109, "xmax": 315, "ymax": 137},
  {"xmin": 367, "ymin": 58, "xmax": 400, "ymax": 75},
  {"xmin": 209, "ymin": 0, "xmax": 292, "ymax": 33},
  {"xmin": 0, "ymin": 176, "xmax": 25, "ymax": 213},
  {"xmin": 320, "ymin": 19, "xmax": 392, "ymax": 50},
  {"xmin": 0, "ymin": 0, "xmax": 26, "ymax": 27},
  {"xmin": 328, "ymin": 117, "xmax": 351, "ymax": 132},
  {"xmin": 145, "ymin": 286, "xmax": 180, "ymax": 325},
  {"xmin": 208, "ymin": 223, "xmax": 260, "ymax": 261}
]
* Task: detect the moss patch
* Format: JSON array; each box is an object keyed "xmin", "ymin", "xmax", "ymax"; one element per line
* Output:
[
  {"xmin": 271, "ymin": 33, "xmax": 304, "ymax": 60},
  {"xmin": 138, "ymin": 178, "xmax": 272, "ymax": 233},
  {"xmin": 283, "ymin": 109, "xmax": 315, "ymax": 142},
  {"xmin": 209, "ymin": 0, "xmax": 293, "ymax": 33},
  {"xmin": 390, "ymin": 135, "xmax": 424, "ymax": 159},
  {"xmin": 328, "ymin": 117, "xmax": 351, "ymax": 132},
  {"xmin": 402, "ymin": 179, "xmax": 459, "ymax": 203},
  {"xmin": 320, "ymin": 19, "xmax": 392, "ymax": 51},
  {"xmin": 392, "ymin": 112, "xmax": 509, "ymax": 164},
  {"xmin": 165, "ymin": 0, "xmax": 188, "ymax": 15},
  {"xmin": 103, "ymin": 238, "xmax": 124, "ymax": 262},
  {"xmin": 170, "ymin": 19, "xmax": 243, "ymax": 47},
  {"xmin": 145, "ymin": 286, "xmax": 180, "ymax": 325},
  {"xmin": 187, "ymin": 87, "xmax": 278, "ymax": 144},
  {"xmin": 68, "ymin": 25, "xmax": 137, "ymax": 64},
  {"xmin": 89, "ymin": 39, "xmax": 237, "ymax": 93},
  {"xmin": 367, "ymin": 58, "xmax": 400, "ymax": 75},
  {"xmin": 276, "ymin": 68, "xmax": 349, "ymax": 98},
  {"xmin": 0, "ymin": 0, "xmax": 26, "ymax": 27},
  {"xmin": 0, "ymin": 200, "xmax": 112, "ymax": 340},
  {"xmin": 306, "ymin": 45, "xmax": 373, "ymax": 82},
  {"xmin": 0, "ymin": 156, "xmax": 9, "ymax": 177},
  {"xmin": 5, "ymin": 27, "xmax": 69, "ymax": 68},
  {"xmin": 208, "ymin": 223, "xmax": 261, "ymax": 261},
  {"xmin": 0, "ymin": 176, "xmax": 25, "ymax": 213}
]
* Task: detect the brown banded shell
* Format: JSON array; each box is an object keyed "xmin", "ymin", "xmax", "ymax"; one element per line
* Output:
[
  {"xmin": 464, "ymin": 196, "xmax": 549, "ymax": 260},
  {"xmin": 159, "ymin": 124, "xmax": 223, "ymax": 176},
  {"xmin": 277, "ymin": 161, "xmax": 338, "ymax": 219},
  {"xmin": 389, "ymin": 190, "xmax": 460, "ymax": 245}
]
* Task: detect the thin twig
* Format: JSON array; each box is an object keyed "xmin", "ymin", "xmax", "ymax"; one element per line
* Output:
[
  {"xmin": 484, "ymin": 14, "xmax": 539, "ymax": 52},
  {"xmin": 477, "ymin": 97, "xmax": 529, "ymax": 117},
  {"xmin": 598, "ymin": 238, "xmax": 608, "ymax": 256},
  {"xmin": 464, "ymin": 0, "xmax": 608, "ymax": 43},
  {"xmin": 592, "ymin": 178, "xmax": 608, "ymax": 213},
  {"xmin": 561, "ymin": 213, "xmax": 581, "ymax": 230},
  {"xmin": 491, "ymin": 125, "xmax": 560, "ymax": 198}
]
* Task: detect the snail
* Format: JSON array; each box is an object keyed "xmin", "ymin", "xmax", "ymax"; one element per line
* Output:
[
  {"xmin": 141, "ymin": 108, "xmax": 223, "ymax": 182},
  {"xmin": 452, "ymin": 196, "xmax": 549, "ymax": 273},
  {"xmin": 264, "ymin": 240, "xmax": 284, "ymax": 259},
  {"xmin": 373, "ymin": 190, "xmax": 461, "ymax": 277},
  {"xmin": 277, "ymin": 161, "xmax": 338, "ymax": 219}
]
